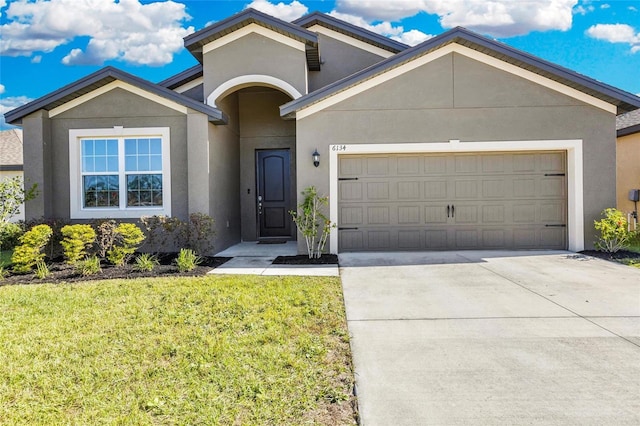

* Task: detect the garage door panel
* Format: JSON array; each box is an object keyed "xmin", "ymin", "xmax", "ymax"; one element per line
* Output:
[{"xmin": 338, "ymin": 151, "xmax": 567, "ymax": 251}]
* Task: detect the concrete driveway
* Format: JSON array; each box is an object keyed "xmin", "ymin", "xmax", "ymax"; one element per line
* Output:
[{"xmin": 339, "ymin": 251, "xmax": 640, "ymax": 425}]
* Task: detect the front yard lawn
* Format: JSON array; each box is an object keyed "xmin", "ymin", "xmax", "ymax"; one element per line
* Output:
[{"xmin": 0, "ymin": 275, "xmax": 356, "ymax": 424}]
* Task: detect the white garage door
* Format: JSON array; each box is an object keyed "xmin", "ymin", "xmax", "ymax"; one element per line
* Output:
[{"xmin": 338, "ymin": 151, "xmax": 567, "ymax": 251}]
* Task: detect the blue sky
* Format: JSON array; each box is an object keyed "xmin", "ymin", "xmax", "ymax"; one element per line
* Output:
[{"xmin": 1, "ymin": 0, "xmax": 639, "ymax": 129}]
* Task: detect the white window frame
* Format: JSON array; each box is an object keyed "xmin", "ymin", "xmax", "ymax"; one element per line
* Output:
[{"xmin": 69, "ymin": 127, "xmax": 172, "ymax": 219}]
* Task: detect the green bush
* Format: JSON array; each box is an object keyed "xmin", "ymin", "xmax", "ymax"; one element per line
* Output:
[
  {"xmin": 594, "ymin": 208, "xmax": 630, "ymax": 253},
  {"xmin": 11, "ymin": 224, "xmax": 53, "ymax": 273},
  {"xmin": 61, "ymin": 224, "xmax": 96, "ymax": 264},
  {"xmin": 290, "ymin": 186, "xmax": 335, "ymax": 259},
  {"xmin": 26, "ymin": 218, "xmax": 69, "ymax": 259},
  {"xmin": 140, "ymin": 213, "xmax": 215, "ymax": 255},
  {"xmin": 133, "ymin": 253, "xmax": 159, "ymax": 272},
  {"xmin": 107, "ymin": 223, "xmax": 145, "ymax": 266},
  {"xmin": 175, "ymin": 248, "xmax": 201, "ymax": 273},
  {"xmin": 0, "ymin": 222, "xmax": 23, "ymax": 251},
  {"xmin": 75, "ymin": 255, "xmax": 101, "ymax": 276}
]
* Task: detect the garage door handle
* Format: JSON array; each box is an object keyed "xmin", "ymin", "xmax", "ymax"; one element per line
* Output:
[
  {"xmin": 446, "ymin": 205, "xmax": 450, "ymax": 217},
  {"xmin": 451, "ymin": 205, "xmax": 455, "ymax": 218}
]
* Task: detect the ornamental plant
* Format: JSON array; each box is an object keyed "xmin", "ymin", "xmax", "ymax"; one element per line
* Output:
[
  {"xmin": 594, "ymin": 208, "xmax": 630, "ymax": 253},
  {"xmin": 175, "ymin": 248, "xmax": 201, "ymax": 272},
  {"xmin": 11, "ymin": 224, "xmax": 53, "ymax": 273},
  {"xmin": 290, "ymin": 186, "xmax": 335, "ymax": 259},
  {"xmin": 107, "ymin": 223, "xmax": 145, "ymax": 266},
  {"xmin": 61, "ymin": 224, "xmax": 96, "ymax": 263}
]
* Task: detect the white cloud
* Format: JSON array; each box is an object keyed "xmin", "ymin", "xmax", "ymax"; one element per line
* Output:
[
  {"xmin": 31, "ymin": 55, "xmax": 42, "ymax": 64},
  {"xmin": 574, "ymin": 4, "xmax": 594, "ymax": 15},
  {"xmin": 600, "ymin": 4, "xmax": 610, "ymax": 9},
  {"xmin": 0, "ymin": 95, "xmax": 33, "ymax": 130},
  {"xmin": 328, "ymin": 11, "xmax": 433, "ymax": 46},
  {"xmin": 0, "ymin": 84, "xmax": 4, "ymax": 94},
  {"xmin": 0, "ymin": 0, "xmax": 6, "ymax": 17},
  {"xmin": 245, "ymin": 0, "xmax": 308, "ymax": 22},
  {"xmin": 586, "ymin": 23, "xmax": 640, "ymax": 53},
  {"xmin": 335, "ymin": 0, "xmax": 579, "ymax": 37},
  {"xmin": 630, "ymin": 6, "xmax": 638, "ymax": 12},
  {"xmin": 0, "ymin": 0, "xmax": 194, "ymax": 66}
]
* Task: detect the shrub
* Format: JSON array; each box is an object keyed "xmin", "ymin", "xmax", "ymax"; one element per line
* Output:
[
  {"xmin": 0, "ymin": 176, "xmax": 38, "ymax": 225},
  {"xmin": 594, "ymin": 208, "xmax": 630, "ymax": 253},
  {"xmin": 35, "ymin": 260, "xmax": 50, "ymax": 280},
  {"xmin": 61, "ymin": 224, "xmax": 96, "ymax": 263},
  {"xmin": 0, "ymin": 222, "xmax": 23, "ymax": 251},
  {"xmin": 95, "ymin": 220, "xmax": 117, "ymax": 259},
  {"xmin": 134, "ymin": 253, "xmax": 159, "ymax": 272},
  {"xmin": 11, "ymin": 224, "xmax": 53, "ymax": 273},
  {"xmin": 107, "ymin": 223, "xmax": 145, "ymax": 266},
  {"xmin": 76, "ymin": 256, "xmax": 101, "ymax": 276},
  {"xmin": 0, "ymin": 266, "xmax": 7, "ymax": 280},
  {"xmin": 290, "ymin": 186, "xmax": 335, "ymax": 259},
  {"xmin": 140, "ymin": 215, "xmax": 184, "ymax": 253},
  {"xmin": 175, "ymin": 248, "xmax": 201, "ymax": 273},
  {"xmin": 185, "ymin": 213, "xmax": 215, "ymax": 255},
  {"xmin": 26, "ymin": 218, "xmax": 69, "ymax": 259}
]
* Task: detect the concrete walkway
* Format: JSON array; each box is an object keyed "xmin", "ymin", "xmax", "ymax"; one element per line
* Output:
[
  {"xmin": 340, "ymin": 251, "xmax": 640, "ymax": 425},
  {"xmin": 211, "ymin": 241, "xmax": 339, "ymax": 276}
]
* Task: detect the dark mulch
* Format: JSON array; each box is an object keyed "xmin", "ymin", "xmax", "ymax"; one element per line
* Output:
[
  {"xmin": 1, "ymin": 254, "xmax": 231, "ymax": 286},
  {"xmin": 579, "ymin": 250, "xmax": 640, "ymax": 262},
  {"xmin": 273, "ymin": 254, "xmax": 339, "ymax": 265}
]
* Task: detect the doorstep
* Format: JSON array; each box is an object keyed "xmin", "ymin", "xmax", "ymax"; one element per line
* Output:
[{"xmin": 208, "ymin": 256, "xmax": 339, "ymax": 277}]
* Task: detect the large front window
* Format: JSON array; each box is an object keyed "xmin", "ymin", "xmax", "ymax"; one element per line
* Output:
[{"xmin": 70, "ymin": 128, "xmax": 171, "ymax": 219}]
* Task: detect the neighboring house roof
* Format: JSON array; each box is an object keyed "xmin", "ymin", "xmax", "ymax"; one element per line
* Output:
[
  {"xmin": 0, "ymin": 128, "xmax": 23, "ymax": 171},
  {"xmin": 616, "ymin": 109, "xmax": 640, "ymax": 137},
  {"xmin": 184, "ymin": 8, "xmax": 321, "ymax": 70},
  {"xmin": 4, "ymin": 66, "xmax": 227, "ymax": 125},
  {"xmin": 158, "ymin": 64, "xmax": 203, "ymax": 90},
  {"xmin": 293, "ymin": 12, "xmax": 408, "ymax": 54},
  {"xmin": 281, "ymin": 26, "xmax": 640, "ymax": 117}
]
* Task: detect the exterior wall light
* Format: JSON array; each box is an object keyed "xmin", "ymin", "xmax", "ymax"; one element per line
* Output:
[{"xmin": 312, "ymin": 149, "xmax": 320, "ymax": 167}]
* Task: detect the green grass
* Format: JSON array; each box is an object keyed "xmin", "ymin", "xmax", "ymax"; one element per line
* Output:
[{"xmin": 0, "ymin": 275, "xmax": 355, "ymax": 425}]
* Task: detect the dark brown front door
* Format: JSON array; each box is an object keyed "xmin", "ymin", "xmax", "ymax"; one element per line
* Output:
[{"xmin": 256, "ymin": 149, "xmax": 292, "ymax": 239}]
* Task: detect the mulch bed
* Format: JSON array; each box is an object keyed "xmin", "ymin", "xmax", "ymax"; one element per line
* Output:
[
  {"xmin": 579, "ymin": 249, "xmax": 640, "ymax": 262},
  {"xmin": 1, "ymin": 253, "xmax": 231, "ymax": 286},
  {"xmin": 273, "ymin": 254, "xmax": 339, "ymax": 265}
]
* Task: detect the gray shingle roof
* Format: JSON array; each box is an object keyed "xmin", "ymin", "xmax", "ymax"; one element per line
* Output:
[
  {"xmin": 617, "ymin": 109, "xmax": 640, "ymax": 137},
  {"xmin": 281, "ymin": 26, "xmax": 640, "ymax": 117},
  {"xmin": 4, "ymin": 66, "xmax": 227, "ymax": 126},
  {"xmin": 293, "ymin": 11, "xmax": 408, "ymax": 54},
  {"xmin": 158, "ymin": 65, "xmax": 203, "ymax": 89},
  {"xmin": 0, "ymin": 129, "xmax": 23, "ymax": 170}
]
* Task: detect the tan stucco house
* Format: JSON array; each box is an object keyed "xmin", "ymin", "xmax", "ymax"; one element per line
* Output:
[
  {"xmin": 5, "ymin": 9, "xmax": 640, "ymax": 254},
  {"xmin": 616, "ymin": 110, "xmax": 640, "ymax": 220}
]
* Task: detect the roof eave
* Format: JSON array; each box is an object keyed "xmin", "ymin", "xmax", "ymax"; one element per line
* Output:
[{"xmin": 618, "ymin": 123, "xmax": 640, "ymax": 137}]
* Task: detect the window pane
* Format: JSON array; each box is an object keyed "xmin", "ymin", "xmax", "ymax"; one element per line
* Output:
[
  {"xmin": 82, "ymin": 157, "xmax": 94, "ymax": 173},
  {"xmin": 107, "ymin": 156, "xmax": 119, "ymax": 172},
  {"xmin": 95, "ymin": 140, "xmax": 106, "ymax": 155},
  {"xmin": 107, "ymin": 139, "xmax": 118, "ymax": 155},
  {"xmin": 83, "ymin": 175, "xmax": 118, "ymax": 208},
  {"xmin": 83, "ymin": 140, "xmax": 94, "ymax": 156},
  {"xmin": 125, "ymin": 139, "xmax": 137, "ymax": 155},
  {"xmin": 94, "ymin": 156, "xmax": 107, "ymax": 172},
  {"xmin": 138, "ymin": 139, "xmax": 150, "ymax": 154},
  {"xmin": 150, "ymin": 155, "xmax": 162, "ymax": 171},
  {"xmin": 127, "ymin": 174, "xmax": 162, "ymax": 207},
  {"xmin": 137, "ymin": 156, "xmax": 150, "ymax": 172},
  {"xmin": 150, "ymin": 139, "xmax": 162, "ymax": 154},
  {"xmin": 125, "ymin": 155, "xmax": 137, "ymax": 172}
]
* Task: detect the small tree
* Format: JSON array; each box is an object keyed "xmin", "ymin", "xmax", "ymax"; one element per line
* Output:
[
  {"xmin": 0, "ymin": 177, "xmax": 38, "ymax": 225},
  {"xmin": 60, "ymin": 224, "xmax": 96, "ymax": 263},
  {"xmin": 594, "ymin": 208, "xmax": 630, "ymax": 253},
  {"xmin": 290, "ymin": 186, "xmax": 335, "ymax": 259}
]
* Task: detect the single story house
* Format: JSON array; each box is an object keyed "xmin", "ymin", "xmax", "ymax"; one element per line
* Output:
[
  {"xmin": 5, "ymin": 9, "xmax": 640, "ymax": 254},
  {"xmin": 616, "ymin": 110, "xmax": 640, "ymax": 220},
  {"xmin": 0, "ymin": 128, "xmax": 25, "ymax": 222}
]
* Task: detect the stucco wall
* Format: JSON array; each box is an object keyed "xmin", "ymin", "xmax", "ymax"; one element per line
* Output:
[
  {"xmin": 209, "ymin": 93, "xmax": 241, "ymax": 253},
  {"xmin": 617, "ymin": 132, "xmax": 640, "ymax": 216},
  {"xmin": 30, "ymin": 88, "xmax": 189, "ymax": 221},
  {"xmin": 296, "ymin": 52, "xmax": 616, "ymax": 251},
  {"xmin": 308, "ymin": 33, "xmax": 387, "ymax": 92},
  {"xmin": 238, "ymin": 88, "xmax": 296, "ymax": 241},
  {"xmin": 202, "ymin": 32, "xmax": 307, "ymax": 104}
]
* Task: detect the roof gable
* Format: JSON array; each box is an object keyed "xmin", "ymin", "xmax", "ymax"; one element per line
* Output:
[
  {"xmin": 281, "ymin": 27, "xmax": 640, "ymax": 117},
  {"xmin": 4, "ymin": 66, "xmax": 226, "ymax": 125},
  {"xmin": 293, "ymin": 12, "xmax": 408, "ymax": 55},
  {"xmin": 184, "ymin": 8, "xmax": 320, "ymax": 70},
  {"xmin": 617, "ymin": 109, "xmax": 640, "ymax": 137}
]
